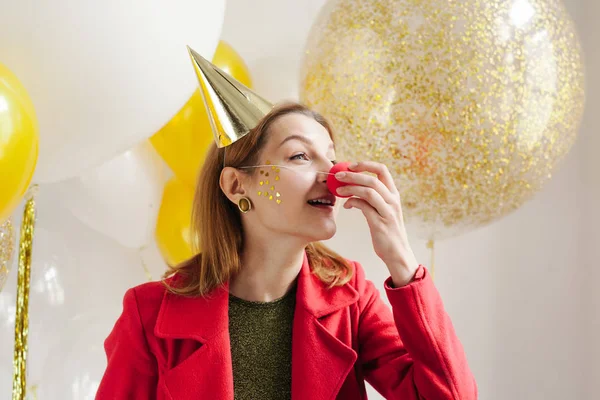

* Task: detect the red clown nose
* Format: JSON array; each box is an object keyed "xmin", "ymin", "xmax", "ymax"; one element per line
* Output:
[{"xmin": 326, "ymin": 162, "xmax": 355, "ymax": 198}]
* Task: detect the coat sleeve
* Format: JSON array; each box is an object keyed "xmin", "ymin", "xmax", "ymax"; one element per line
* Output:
[
  {"xmin": 96, "ymin": 287, "xmax": 158, "ymax": 399},
  {"xmin": 355, "ymin": 262, "xmax": 477, "ymax": 400}
]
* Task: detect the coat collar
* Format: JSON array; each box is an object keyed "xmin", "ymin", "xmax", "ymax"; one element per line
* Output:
[
  {"xmin": 154, "ymin": 251, "xmax": 360, "ymax": 400},
  {"xmin": 154, "ymin": 251, "xmax": 358, "ymax": 340}
]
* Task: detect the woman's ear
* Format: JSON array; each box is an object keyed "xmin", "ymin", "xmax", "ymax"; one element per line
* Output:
[{"xmin": 220, "ymin": 167, "xmax": 247, "ymax": 204}]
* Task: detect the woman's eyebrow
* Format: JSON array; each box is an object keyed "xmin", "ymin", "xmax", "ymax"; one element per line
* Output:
[{"xmin": 278, "ymin": 134, "xmax": 334, "ymax": 150}]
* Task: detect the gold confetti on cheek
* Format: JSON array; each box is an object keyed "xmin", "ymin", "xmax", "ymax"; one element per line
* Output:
[
  {"xmin": 259, "ymin": 162, "xmax": 284, "ymax": 204},
  {"xmin": 300, "ymin": 0, "xmax": 585, "ymax": 239},
  {"xmin": 272, "ymin": 174, "xmax": 282, "ymax": 204},
  {"xmin": 258, "ymin": 161, "xmax": 283, "ymax": 204}
]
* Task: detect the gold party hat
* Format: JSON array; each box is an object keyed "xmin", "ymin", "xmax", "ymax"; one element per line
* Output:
[{"xmin": 187, "ymin": 46, "xmax": 273, "ymax": 148}]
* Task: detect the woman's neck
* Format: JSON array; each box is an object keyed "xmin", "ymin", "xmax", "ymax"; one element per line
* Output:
[{"xmin": 229, "ymin": 241, "xmax": 305, "ymax": 302}]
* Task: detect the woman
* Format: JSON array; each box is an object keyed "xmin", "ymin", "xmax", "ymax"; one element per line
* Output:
[{"xmin": 96, "ymin": 51, "xmax": 476, "ymax": 400}]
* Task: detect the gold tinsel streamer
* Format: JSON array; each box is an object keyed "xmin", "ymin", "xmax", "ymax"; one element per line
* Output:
[
  {"xmin": 0, "ymin": 218, "xmax": 16, "ymax": 292},
  {"xmin": 12, "ymin": 193, "xmax": 37, "ymax": 400}
]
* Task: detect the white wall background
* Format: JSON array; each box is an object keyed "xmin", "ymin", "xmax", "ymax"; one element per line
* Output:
[
  {"xmin": 220, "ymin": 0, "xmax": 595, "ymax": 399},
  {"xmin": 581, "ymin": 0, "xmax": 599, "ymax": 398}
]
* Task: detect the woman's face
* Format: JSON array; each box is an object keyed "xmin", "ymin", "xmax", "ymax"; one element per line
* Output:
[{"xmin": 243, "ymin": 112, "xmax": 339, "ymax": 243}]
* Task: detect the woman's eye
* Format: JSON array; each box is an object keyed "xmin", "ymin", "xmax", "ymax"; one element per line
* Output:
[{"xmin": 290, "ymin": 153, "xmax": 310, "ymax": 161}]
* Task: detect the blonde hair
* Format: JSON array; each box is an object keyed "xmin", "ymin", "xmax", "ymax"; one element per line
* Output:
[{"xmin": 163, "ymin": 102, "xmax": 353, "ymax": 297}]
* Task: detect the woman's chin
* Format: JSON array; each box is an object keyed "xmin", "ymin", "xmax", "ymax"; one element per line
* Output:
[
  {"xmin": 282, "ymin": 219, "xmax": 337, "ymax": 244},
  {"xmin": 311, "ymin": 220, "xmax": 337, "ymax": 241}
]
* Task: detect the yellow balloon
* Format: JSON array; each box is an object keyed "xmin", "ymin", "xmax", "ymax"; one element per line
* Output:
[
  {"xmin": 155, "ymin": 178, "xmax": 195, "ymax": 266},
  {"xmin": 212, "ymin": 40, "xmax": 253, "ymax": 88},
  {"xmin": 149, "ymin": 91, "xmax": 213, "ymax": 188},
  {"xmin": 150, "ymin": 41, "xmax": 252, "ymax": 188},
  {"xmin": 0, "ymin": 63, "xmax": 39, "ymax": 221}
]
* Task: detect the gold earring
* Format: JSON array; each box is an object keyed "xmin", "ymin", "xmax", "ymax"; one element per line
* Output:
[{"xmin": 238, "ymin": 197, "xmax": 252, "ymax": 213}]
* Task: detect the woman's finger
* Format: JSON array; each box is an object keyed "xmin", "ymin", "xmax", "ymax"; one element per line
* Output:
[
  {"xmin": 337, "ymin": 185, "xmax": 392, "ymax": 218},
  {"xmin": 348, "ymin": 161, "xmax": 398, "ymax": 195},
  {"xmin": 343, "ymin": 197, "xmax": 381, "ymax": 221},
  {"xmin": 335, "ymin": 170, "xmax": 396, "ymax": 204}
]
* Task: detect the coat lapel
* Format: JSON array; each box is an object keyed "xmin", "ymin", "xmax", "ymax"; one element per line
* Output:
[
  {"xmin": 291, "ymin": 253, "xmax": 360, "ymax": 400},
  {"xmin": 154, "ymin": 281, "xmax": 233, "ymax": 400},
  {"xmin": 152, "ymin": 252, "xmax": 360, "ymax": 400}
]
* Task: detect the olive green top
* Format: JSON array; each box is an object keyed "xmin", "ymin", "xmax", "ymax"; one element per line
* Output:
[{"xmin": 228, "ymin": 284, "xmax": 297, "ymax": 400}]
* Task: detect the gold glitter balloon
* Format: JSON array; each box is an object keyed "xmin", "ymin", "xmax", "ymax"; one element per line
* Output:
[
  {"xmin": 0, "ymin": 218, "xmax": 15, "ymax": 292},
  {"xmin": 300, "ymin": 0, "xmax": 585, "ymax": 239}
]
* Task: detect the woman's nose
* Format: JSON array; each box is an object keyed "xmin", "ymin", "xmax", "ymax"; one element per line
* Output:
[{"xmin": 316, "ymin": 159, "xmax": 334, "ymax": 183}]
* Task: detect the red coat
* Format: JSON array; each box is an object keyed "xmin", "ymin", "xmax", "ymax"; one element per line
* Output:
[{"xmin": 96, "ymin": 253, "xmax": 477, "ymax": 399}]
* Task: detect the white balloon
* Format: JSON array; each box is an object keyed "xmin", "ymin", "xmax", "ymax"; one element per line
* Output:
[
  {"xmin": 38, "ymin": 315, "xmax": 112, "ymax": 400},
  {"xmin": 139, "ymin": 239, "xmax": 170, "ymax": 281},
  {"xmin": 220, "ymin": 0, "xmax": 327, "ymax": 101},
  {"xmin": 0, "ymin": 0, "xmax": 225, "ymax": 183},
  {"xmin": 0, "ymin": 191, "xmax": 147, "ymax": 391},
  {"xmin": 48, "ymin": 141, "xmax": 168, "ymax": 249}
]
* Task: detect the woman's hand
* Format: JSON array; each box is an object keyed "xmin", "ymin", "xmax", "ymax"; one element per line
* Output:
[{"xmin": 335, "ymin": 161, "xmax": 419, "ymax": 287}]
